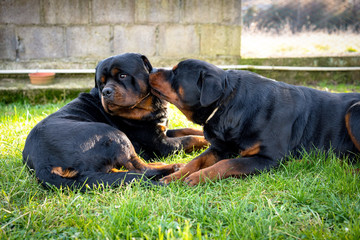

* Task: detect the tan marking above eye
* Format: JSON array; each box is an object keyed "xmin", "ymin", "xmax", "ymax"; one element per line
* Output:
[
  {"xmin": 111, "ymin": 68, "xmax": 119, "ymax": 76},
  {"xmin": 172, "ymin": 64, "xmax": 178, "ymax": 71},
  {"xmin": 100, "ymin": 76, "xmax": 106, "ymax": 83}
]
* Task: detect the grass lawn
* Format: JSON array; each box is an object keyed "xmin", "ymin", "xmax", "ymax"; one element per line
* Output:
[{"xmin": 1, "ymin": 84, "xmax": 360, "ymax": 239}]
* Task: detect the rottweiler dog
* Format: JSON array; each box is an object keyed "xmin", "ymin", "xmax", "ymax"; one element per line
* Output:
[
  {"xmin": 22, "ymin": 54, "xmax": 208, "ymax": 190},
  {"xmin": 149, "ymin": 59, "xmax": 360, "ymax": 186}
]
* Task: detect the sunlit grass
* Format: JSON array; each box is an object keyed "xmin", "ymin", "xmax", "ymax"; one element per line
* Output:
[{"xmin": 1, "ymin": 85, "xmax": 360, "ymax": 239}]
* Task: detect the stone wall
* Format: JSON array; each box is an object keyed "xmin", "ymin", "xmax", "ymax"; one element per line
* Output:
[{"xmin": 0, "ymin": 0, "xmax": 241, "ymax": 69}]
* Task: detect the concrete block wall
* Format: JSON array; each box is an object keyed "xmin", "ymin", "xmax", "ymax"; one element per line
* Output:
[{"xmin": 0, "ymin": 0, "xmax": 241, "ymax": 69}]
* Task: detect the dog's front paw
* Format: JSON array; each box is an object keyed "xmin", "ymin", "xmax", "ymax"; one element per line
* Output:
[
  {"xmin": 160, "ymin": 175, "xmax": 174, "ymax": 184},
  {"xmin": 148, "ymin": 162, "xmax": 167, "ymax": 166},
  {"xmin": 184, "ymin": 172, "xmax": 201, "ymax": 186},
  {"xmin": 172, "ymin": 163, "xmax": 185, "ymax": 172},
  {"xmin": 160, "ymin": 172, "xmax": 182, "ymax": 184}
]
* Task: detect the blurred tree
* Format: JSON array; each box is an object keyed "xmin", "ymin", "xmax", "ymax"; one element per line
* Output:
[{"xmin": 247, "ymin": 0, "xmax": 359, "ymax": 32}]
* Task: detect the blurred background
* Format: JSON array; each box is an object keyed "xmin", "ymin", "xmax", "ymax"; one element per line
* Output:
[
  {"xmin": 0, "ymin": 0, "xmax": 359, "ymax": 102},
  {"xmin": 242, "ymin": 0, "xmax": 360, "ymax": 58},
  {"xmin": 0, "ymin": 0, "xmax": 359, "ymax": 69}
]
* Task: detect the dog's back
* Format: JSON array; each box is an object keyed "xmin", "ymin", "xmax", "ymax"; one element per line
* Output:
[{"xmin": 208, "ymin": 70, "xmax": 360, "ymax": 158}]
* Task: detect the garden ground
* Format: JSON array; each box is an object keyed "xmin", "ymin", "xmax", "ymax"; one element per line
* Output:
[{"xmin": 1, "ymin": 83, "xmax": 360, "ymax": 239}]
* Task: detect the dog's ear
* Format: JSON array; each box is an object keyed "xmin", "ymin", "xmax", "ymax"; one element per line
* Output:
[
  {"xmin": 198, "ymin": 71, "xmax": 224, "ymax": 107},
  {"xmin": 94, "ymin": 68, "xmax": 98, "ymax": 89},
  {"xmin": 94, "ymin": 60, "xmax": 103, "ymax": 89},
  {"xmin": 141, "ymin": 55, "xmax": 153, "ymax": 73}
]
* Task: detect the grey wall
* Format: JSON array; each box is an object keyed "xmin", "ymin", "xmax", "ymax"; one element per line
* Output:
[{"xmin": 0, "ymin": 0, "xmax": 241, "ymax": 69}]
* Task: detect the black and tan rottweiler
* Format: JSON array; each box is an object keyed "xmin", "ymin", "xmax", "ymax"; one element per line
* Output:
[
  {"xmin": 22, "ymin": 54, "xmax": 208, "ymax": 190},
  {"xmin": 149, "ymin": 59, "xmax": 360, "ymax": 186}
]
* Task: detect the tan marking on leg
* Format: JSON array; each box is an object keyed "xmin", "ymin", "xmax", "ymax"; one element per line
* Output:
[
  {"xmin": 51, "ymin": 167, "xmax": 78, "ymax": 178},
  {"xmin": 110, "ymin": 168, "xmax": 127, "ymax": 173},
  {"xmin": 185, "ymin": 158, "xmax": 240, "ymax": 186},
  {"xmin": 160, "ymin": 149, "xmax": 219, "ymax": 184},
  {"xmin": 168, "ymin": 128, "xmax": 204, "ymax": 137},
  {"xmin": 240, "ymin": 142, "xmax": 261, "ymax": 157},
  {"xmin": 182, "ymin": 136, "xmax": 210, "ymax": 153}
]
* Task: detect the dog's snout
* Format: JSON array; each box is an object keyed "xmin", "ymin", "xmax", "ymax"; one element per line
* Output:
[{"xmin": 102, "ymin": 87, "xmax": 113, "ymax": 98}]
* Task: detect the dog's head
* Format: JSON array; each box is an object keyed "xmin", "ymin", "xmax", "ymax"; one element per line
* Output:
[
  {"xmin": 95, "ymin": 53, "xmax": 161, "ymax": 119},
  {"xmin": 149, "ymin": 59, "xmax": 226, "ymax": 124}
]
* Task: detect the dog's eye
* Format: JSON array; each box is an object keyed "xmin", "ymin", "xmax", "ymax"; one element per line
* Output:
[{"xmin": 118, "ymin": 74, "xmax": 127, "ymax": 79}]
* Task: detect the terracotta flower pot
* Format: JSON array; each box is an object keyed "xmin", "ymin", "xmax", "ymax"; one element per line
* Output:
[{"xmin": 28, "ymin": 72, "xmax": 55, "ymax": 85}]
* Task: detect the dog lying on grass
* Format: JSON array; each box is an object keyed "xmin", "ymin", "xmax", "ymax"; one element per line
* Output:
[
  {"xmin": 22, "ymin": 54, "xmax": 208, "ymax": 190},
  {"xmin": 149, "ymin": 59, "xmax": 360, "ymax": 186}
]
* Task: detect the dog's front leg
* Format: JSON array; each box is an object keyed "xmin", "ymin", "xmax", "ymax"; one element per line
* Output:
[
  {"xmin": 166, "ymin": 128, "xmax": 204, "ymax": 137},
  {"xmin": 160, "ymin": 148, "xmax": 220, "ymax": 184},
  {"xmin": 173, "ymin": 135, "xmax": 210, "ymax": 153},
  {"xmin": 184, "ymin": 156, "xmax": 278, "ymax": 186},
  {"xmin": 125, "ymin": 155, "xmax": 183, "ymax": 178}
]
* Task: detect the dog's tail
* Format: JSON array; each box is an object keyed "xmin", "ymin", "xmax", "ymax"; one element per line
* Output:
[{"xmin": 35, "ymin": 167, "xmax": 160, "ymax": 191}]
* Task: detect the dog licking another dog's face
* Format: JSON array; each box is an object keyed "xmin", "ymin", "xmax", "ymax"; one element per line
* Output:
[
  {"xmin": 150, "ymin": 60, "xmax": 226, "ymax": 125},
  {"xmin": 149, "ymin": 59, "xmax": 360, "ymax": 186}
]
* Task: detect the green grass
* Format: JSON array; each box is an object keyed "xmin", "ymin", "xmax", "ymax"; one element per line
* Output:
[
  {"xmin": 309, "ymin": 82, "xmax": 360, "ymax": 93},
  {"xmin": 1, "ymin": 85, "xmax": 360, "ymax": 239},
  {"xmin": 346, "ymin": 47, "xmax": 357, "ymax": 53}
]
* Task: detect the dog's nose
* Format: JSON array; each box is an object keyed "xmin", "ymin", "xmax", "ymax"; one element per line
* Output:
[{"xmin": 102, "ymin": 87, "xmax": 113, "ymax": 98}]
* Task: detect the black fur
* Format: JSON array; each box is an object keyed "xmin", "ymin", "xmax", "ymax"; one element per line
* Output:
[
  {"xmin": 150, "ymin": 59, "xmax": 360, "ymax": 185},
  {"xmin": 22, "ymin": 54, "xmax": 207, "ymax": 191}
]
